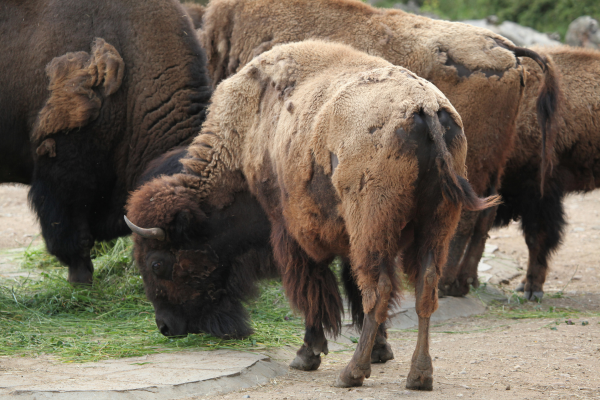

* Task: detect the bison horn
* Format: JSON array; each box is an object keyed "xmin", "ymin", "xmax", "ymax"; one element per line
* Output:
[{"xmin": 124, "ymin": 215, "xmax": 166, "ymax": 241}]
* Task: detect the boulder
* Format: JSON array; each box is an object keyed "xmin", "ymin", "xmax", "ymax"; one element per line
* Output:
[{"xmin": 566, "ymin": 16, "xmax": 600, "ymax": 49}]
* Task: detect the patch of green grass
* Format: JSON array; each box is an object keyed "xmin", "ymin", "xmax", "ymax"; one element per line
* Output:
[{"xmin": 0, "ymin": 239, "xmax": 303, "ymax": 362}]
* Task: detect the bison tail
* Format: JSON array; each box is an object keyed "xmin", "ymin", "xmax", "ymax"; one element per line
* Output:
[
  {"xmin": 425, "ymin": 114, "xmax": 501, "ymax": 212},
  {"xmin": 438, "ymin": 157, "xmax": 502, "ymax": 212},
  {"xmin": 511, "ymin": 47, "xmax": 562, "ymax": 195},
  {"xmin": 536, "ymin": 57, "xmax": 561, "ymax": 194}
]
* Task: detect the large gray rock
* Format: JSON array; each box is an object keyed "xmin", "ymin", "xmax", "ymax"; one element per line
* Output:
[{"xmin": 566, "ymin": 16, "xmax": 600, "ymax": 49}]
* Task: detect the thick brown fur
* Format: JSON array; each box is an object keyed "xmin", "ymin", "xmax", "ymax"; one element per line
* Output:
[
  {"xmin": 33, "ymin": 38, "xmax": 125, "ymax": 141},
  {"xmin": 0, "ymin": 0, "xmax": 212, "ymax": 283},
  {"xmin": 199, "ymin": 0, "xmax": 558, "ymax": 197}
]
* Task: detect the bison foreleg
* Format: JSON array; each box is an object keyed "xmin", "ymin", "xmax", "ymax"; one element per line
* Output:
[
  {"xmin": 29, "ymin": 180, "xmax": 95, "ymax": 285},
  {"xmin": 406, "ymin": 250, "xmax": 437, "ymax": 391},
  {"xmin": 290, "ymin": 324, "xmax": 328, "ymax": 371},
  {"xmin": 273, "ymin": 225, "xmax": 342, "ymax": 371},
  {"xmin": 454, "ymin": 204, "xmax": 499, "ymax": 296}
]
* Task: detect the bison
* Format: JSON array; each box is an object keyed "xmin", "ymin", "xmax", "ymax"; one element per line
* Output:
[
  {"xmin": 196, "ymin": 0, "xmax": 561, "ymax": 297},
  {"xmin": 126, "ymin": 41, "xmax": 498, "ymax": 389},
  {"xmin": 449, "ymin": 45, "xmax": 600, "ymax": 300},
  {"xmin": 0, "ymin": 0, "xmax": 212, "ymax": 283}
]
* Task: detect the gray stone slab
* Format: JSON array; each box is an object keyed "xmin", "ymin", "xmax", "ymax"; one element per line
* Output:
[
  {"xmin": 479, "ymin": 251, "xmax": 522, "ymax": 285},
  {"xmin": 0, "ymin": 351, "xmax": 286, "ymax": 400},
  {"xmin": 331, "ymin": 293, "xmax": 486, "ymax": 349}
]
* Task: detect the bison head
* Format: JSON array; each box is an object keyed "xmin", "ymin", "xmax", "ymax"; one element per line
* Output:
[{"xmin": 125, "ymin": 173, "xmax": 273, "ymax": 339}]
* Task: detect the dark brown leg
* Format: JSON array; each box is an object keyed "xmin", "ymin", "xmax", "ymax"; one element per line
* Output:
[
  {"xmin": 334, "ymin": 307, "xmax": 380, "ymax": 387},
  {"xmin": 514, "ymin": 186, "xmax": 565, "ymax": 301},
  {"xmin": 290, "ymin": 325, "xmax": 328, "ymax": 371},
  {"xmin": 517, "ymin": 231, "xmax": 550, "ymax": 301},
  {"xmin": 453, "ymin": 205, "xmax": 498, "ymax": 296},
  {"xmin": 334, "ymin": 268, "xmax": 392, "ymax": 387},
  {"xmin": 406, "ymin": 251, "xmax": 437, "ymax": 391},
  {"xmin": 438, "ymin": 211, "xmax": 478, "ymax": 296},
  {"xmin": 271, "ymin": 223, "xmax": 343, "ymax": 370},
  {"xmin": 371, "ymin": 322, "xmax": 394, "ymax": 363}
]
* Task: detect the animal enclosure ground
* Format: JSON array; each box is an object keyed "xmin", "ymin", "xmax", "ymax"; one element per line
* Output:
[
  {"xmin": 1, "ymin": 185, "xmax": 600, "ymax": 398},
  {"xmin": 197, "ymin": 312, "xmax": 600, "ymax": 400},
  {"xmin": 0, "ymin": 185, "xmax": 41, "ymax": 250}
]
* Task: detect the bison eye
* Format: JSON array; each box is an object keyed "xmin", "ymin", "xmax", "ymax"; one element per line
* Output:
[
  {"xmin": 152, "ymin": 261, "xmax": 163, "ymax": 273},
  {"xmin": 146, "ymin": 252, "xmax": 174, "ymax": 281}
]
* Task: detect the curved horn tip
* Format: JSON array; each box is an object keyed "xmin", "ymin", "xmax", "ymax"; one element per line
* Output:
[{"xmin": 124, "ymin": 215, "xmax": 166, "ymax": 241}]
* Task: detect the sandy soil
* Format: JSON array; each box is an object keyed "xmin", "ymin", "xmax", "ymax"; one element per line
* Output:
[
  {"xmin": 1, "ymin": 185, "xmax": 599, "ymax": 399},
  {"xmin": 0, "ymin": 184, "xmax": 41, "ymax": 249},
  {"xmin": 195, "ymin": 314, "xmax": 600, "ymax": 400}
]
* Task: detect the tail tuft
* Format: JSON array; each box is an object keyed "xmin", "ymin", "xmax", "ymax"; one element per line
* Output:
[{"xmin": 456, "ymin": 176, "xmax": 502, "ymax": 212}]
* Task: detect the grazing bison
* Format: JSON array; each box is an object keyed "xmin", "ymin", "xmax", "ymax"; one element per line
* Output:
[
  {"xmin": 126, "ymin": 41, "xmax": 498, "ymax": 389},
  {"xmin": 197, "ymin": 0, "xmax": 561, "ymax": 297},
  {"xmin": 0, "ymin": 0, "xmax": 211, "ymax": 283},
  {"xmin": 453, "ymin": 45, "xmax": 600, "ymax": 300}
]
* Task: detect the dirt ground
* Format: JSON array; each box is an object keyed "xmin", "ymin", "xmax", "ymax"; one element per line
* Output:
[
  {"xmin": 0, "ymin": 184, "xmax": 41, "ymax": 250},
  {"xmin": 1, "ymin": 184, "xmax": 600, "ymax": 399}
]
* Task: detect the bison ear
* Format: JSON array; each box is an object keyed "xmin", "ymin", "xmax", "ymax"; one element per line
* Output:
[
  {"xmin": 170, "ymin": 209, "xmax": 207, "ymax": 244},
  {"xmin": 33, "ymin": 38, "xmax": 125, "ymax": 142}
]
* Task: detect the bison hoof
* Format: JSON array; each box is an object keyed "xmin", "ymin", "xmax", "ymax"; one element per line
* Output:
[
  {"xmin": 333, "ymin": 364, "xmax": 369, "ymax": 388},
  {"xmin": 290, "ymin": 346, "xmax": 321, "ymax": 371},
  {"xmin": 406, "ymin": 367, "xmax": 433, "ymax": 391},
  {"xmin": 371, "ymin": 341, "xmax": 394, "ymax": 364},
  {"xmin": 515, "ymin": 282, "xmax": 525, "ymax": 292},
  {"xmin": 524, "ymin": 291, "xmax": 544, "ymax": 302},
  {"xmin": 439, "ymin": 282, "xmax": 467, "ymax": 297}
]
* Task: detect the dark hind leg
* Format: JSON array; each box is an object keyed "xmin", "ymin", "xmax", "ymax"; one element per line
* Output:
[
  {"xmin": 516, "ymin": 185, "xmax": 565, "ymax": 301},
  {"xmin": 335, "ymin": 259, "xmax": 393, "ymax": 388},
  {"xmin": 29, "ymin": 180, "xmax": 94, "ymax": 284},
  {"xmin": 438, "ymin": 210, "xmax": 479, "ymax": 296},
  {"xmin": 271, "ymin": 223, "xmax": 343, "ymax": 371},
  {"xmin": 406, "ymin": 250, "xmax": 438, "ymax": 391},
  {"xmin": 341, "ymin": 259, "xmax": 394, "ymax": 363}
]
